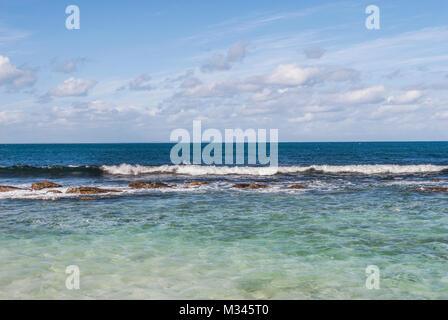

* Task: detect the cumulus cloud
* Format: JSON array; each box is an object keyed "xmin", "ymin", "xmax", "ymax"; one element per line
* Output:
[
  {"xmin": 180, "ymin": 76, "xmax": 202, "ymax": 89},
  {"xmin": 165, "ymin": 62, "xmax": 370, "ymax": 126},
  {"xmin": 118, "ymin": 74, "xmax": 152, "ymax": 91},
  {"xmin": 258, "ymin": 64, "xmax": 358, "ymax": 87},
  {"xmin": 288, "ymin": 113, "xmax": 314, "ymax": 123},
  {"xmin": 264, "ymin": 63, "xmax": 319, "ymax": 86},
  {"xmin": 53, "ymin": 58, "xmax": 87, "ymax": 73},
  {"xmin": 227, "ymin": 41, "xmax": 247, "ymax": 62},
  {"xmin": 159, "ymin": 62, "xmax": 372, "ymax": 130},
  {"xmin": 377, "ymin": 104, "xmax": 421, "ymax": 114},
  {"xmin": 50, "ymin": 100, "xmax": 160, "ymax": 124},
  {"xmin": 181, "ymin": 63, "xmax": 361, "ymax": 101},
  {"xmin": 182, "ymin": 79, "xmax": 260, "ymax": 98},
  {"xmin": 434, "ymin": 110, "xmax": 448, "ymax": 119},
  {"xmin": 0, "ymin": 55, "xmax": 36, "ymax": 89},
  {"xmin": 85, "ymin": 100, "xmax": 159, "ymax": 116},
  {"xmin": 201, "ymin": 54, "xmax": 231, "ymax": 72},
  {"xmin": 335, "ymin": 85, "xmax": 386, "ymax": 104},
  {"xmin": 323, "ymin": 67, "xmax": 359, "ymax": 82},
  {"xmin": 201, "ymin": 41, "xmax": 247, "ymax": 73},
  {"xmin": 303, "ymin": 46, "xmax": 326, "ymax": 59},
  {"xmin": 129, "ymin": 73, "xmax": 152, "ymax": 91},
  {"xmin": 0, "ymin": 110, "xmax": 22, "ymax": 124},
  {"xmin": 251, "ymin": 88, "xmax": 272, "ymax": 102},
  {"xmin": 48, "ymin": 77, "xmax": 97, "ymax": 97},
  {"xmin": 166, "ymin": 70, "xmax": 202, "ymax": 89},
  {"xmin": 387, "ymin": 90, "xmax": 423, "ymax": 104}
]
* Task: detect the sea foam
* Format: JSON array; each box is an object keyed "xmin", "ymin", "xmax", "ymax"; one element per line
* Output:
[{"xmin": 100, "ymin": 164, "xmax": 448, "ymax": 176}]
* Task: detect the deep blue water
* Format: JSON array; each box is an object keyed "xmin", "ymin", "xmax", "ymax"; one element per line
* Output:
[{"xmin": 1, "ymin": 142, "xmax": 447, "ymax": 167}]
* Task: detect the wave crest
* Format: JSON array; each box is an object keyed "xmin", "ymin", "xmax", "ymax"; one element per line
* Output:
[{"xmin": 100, "ymin": 164, "xmax": 448, "ymax": 176}]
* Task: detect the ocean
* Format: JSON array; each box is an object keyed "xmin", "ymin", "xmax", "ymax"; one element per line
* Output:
[{"xmin": 0, "ymin": 142, "xmax": 447, "ymax": 299}]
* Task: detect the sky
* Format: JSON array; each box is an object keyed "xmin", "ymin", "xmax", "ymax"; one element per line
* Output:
[{"xmin": 0, "ymin": 0, "xmax": 447, "ymax": 143}]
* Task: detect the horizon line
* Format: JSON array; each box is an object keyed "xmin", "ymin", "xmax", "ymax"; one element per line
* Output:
[{"xmin": 1, "ymin": 140, "xmax": 448, "ymax": 145}]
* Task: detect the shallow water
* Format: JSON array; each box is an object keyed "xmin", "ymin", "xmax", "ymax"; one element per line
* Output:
[{"xmin": 0, "ymin": 142, "xmax": 447, "ymax": 299}]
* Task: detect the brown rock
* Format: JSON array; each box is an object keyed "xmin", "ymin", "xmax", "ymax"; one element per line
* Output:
[
  {"xmin": 80, "ymin": 196, "xmax": 95, "ymax": 200},
  {"xmin": 129, "ymin": 181, "xmax": 174, "ymax": 189},
  {"xmin": 31, "ymin": 181, "xmax": 62, "ymax": 191},
  {"xmin": 232, "ymin": 183, "xmax": 270, "ymax": 189},
  {"xmin": 149, "ymin": 182, "xmax": 173, "ymax": 188},
  {"xmin": 421, "ymin": 187, "xmax": 448, "ymax": 192},
  {"xmin": 187, "ymin": 181, "xmax": 210, "ymax": 187},
  {"xmin": 232, "ymin": 184, "xmax": 250, "ymax": 188},
  {"xmin": 0, "ymin": 185, "xmax": 21, "ymax": 192},
  {"xmin": 129, "ymin": 181, "xmax": 152, "ymax": 189},
  {"xmin": 250, "ymin": 184, "xmax": 270, "ymax": 189},
  {"xmin": 66, "ymin": 187, "xmax": 121, "ymax": 195},
  {"xmin": 432, "ymin": 179, "xmax": 440, "ymax": 182},
  {"xmin": 46, "ymin": 190, "xmax": 62, "ymax": 194},
  {"xmin": 288, "ymin": 185, "xmax": 307, "ymax": 189}
]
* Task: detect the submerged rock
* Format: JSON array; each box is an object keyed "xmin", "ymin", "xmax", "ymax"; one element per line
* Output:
[
  {"xmin": 46, "ymin": 190, "xmax": 62, "ymax": 194},
  {"xmin": 420, "ymin": 186, "xmax": 448, "ymax": 192},
  {"xmin": 288, "ymin": 185, "xmax": 307, "ymax": 189},
  {"xmin": 150, "ymin": 182, "xmax": 175, "ymax": 188},
  {"xmin": 232, "ymin": 183, "xmax": 270, "ymax": 189},
  {"xmin": 187, "ymin": 181, "xmax": 210, "ymax": 187},
  {"xmin": 129, "ymin": 181, "xmax": 174, "ymax": 189},
  {"xmin": 0, "ymin": 185, "xmax": 21, "ymax": 192},
  {"xmin": 31, "ymin": 181, "xmax": 62, "ymax": 191},
  {"xmin": 232, "ymin": 183, "xmax": 251, "ymax": 189},
  {"xmin": 129, "ymin": 181, "xmax": 152, "ymax": 189},
  {"xmin": 66, "ymin": 187, "xmax": 121, "ymax": 195}
]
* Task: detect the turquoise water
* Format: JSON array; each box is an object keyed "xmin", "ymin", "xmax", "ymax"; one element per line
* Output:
[{"xmin": 0, "ymin": 143, "xmax": 447, "ymax": 299}]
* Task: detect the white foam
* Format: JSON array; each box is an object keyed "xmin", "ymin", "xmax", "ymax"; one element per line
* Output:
[{"xmin": 100, "ymin": 164, "xmax": 448, "ymax": 176}]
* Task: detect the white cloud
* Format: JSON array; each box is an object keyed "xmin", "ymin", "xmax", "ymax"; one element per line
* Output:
[
  {"xmin": 129, "ymin": 73, "xmax": 152, "ymax": 91},
  {"xmin": 264, "ymin": 63, "xmax": 319, "ymax": 86},
  {"xmin": 53, "ymin": 58, "xmax": 86, "ymax": 73},
  {"xmin": 335, "ymin": 85, "xmax": 386, "ymax": 104},
  {"xmin": 49, "ymin": 77, "xmax": 97, "ymax": 97},
  {"xmin": 176, "ymin": 63, "xmax": 361, "ymax": 113},
  {"xmin": 182, "ymin": 79, "xmax": 260, "ymax": 98},
  {"xmin": 288, "ymin": 113, "xmax": 313, "ymax": 123},
  {"xmin": 227, "ymin": 41, "xmax": 247, "ymax": 62},
  {"xmin": 0, "ymin": 55, "xmax": 36, "ymax": 89},
  {"xmin": 50, "ymin": 100, "xmax": 160, "ymax": 124},
  {"xmin": 377, "ymin": 104, "xmax": 421, "ymax": 113},
  {"xmin": 87, "ymin": 100, "xmax": 159, "ymax": 116},
  {"xmin": 201, "ymin": 41, "xmax": 248, "ymax": 73},
  {"xmin": 324, "ymin": 68, "xmax": 359, "ymax": 82},
  {"xmin": 434, "ymin": 110, "xmax": 448, "ymax": 119},
  {"xmin": 180, "ymin": 76, "xmax": 202, "ymax": 89},
  {"xmin": 201, "ymin": 54, "xmax": 230, "ymax": 72},
  {"xmin": 251, "ymin": 88, "xmax": 272, "ymax": 101},
  {"xmin": 164, "ymin": 70, "xmax": 203, "ymax": 89},
  {"xmin": 0, "ymin": 110, "xmax": 22, "ymax": 124},
  {"xmin": 387, "ymin": 90, "xmax": 423, "ymax": 104}
]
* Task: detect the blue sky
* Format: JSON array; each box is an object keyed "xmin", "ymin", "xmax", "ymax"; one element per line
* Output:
[{"xmin": 1, "ymin": 0, "xmax": 447, "ymax": 142}]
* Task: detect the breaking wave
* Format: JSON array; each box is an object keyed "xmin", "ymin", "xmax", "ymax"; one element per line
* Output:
[
  {"xmin": 100, "ymin": 164, "xmax": 448, "ymax": 176},
  {"xmin": 0, "ymin": 164, "xmax": 447, "ymax": 177}
]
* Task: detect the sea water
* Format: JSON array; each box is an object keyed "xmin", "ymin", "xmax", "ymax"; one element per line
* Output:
[{"xmin": 0, "ymin": 142, "xmax": 447, "ymax": 299}]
